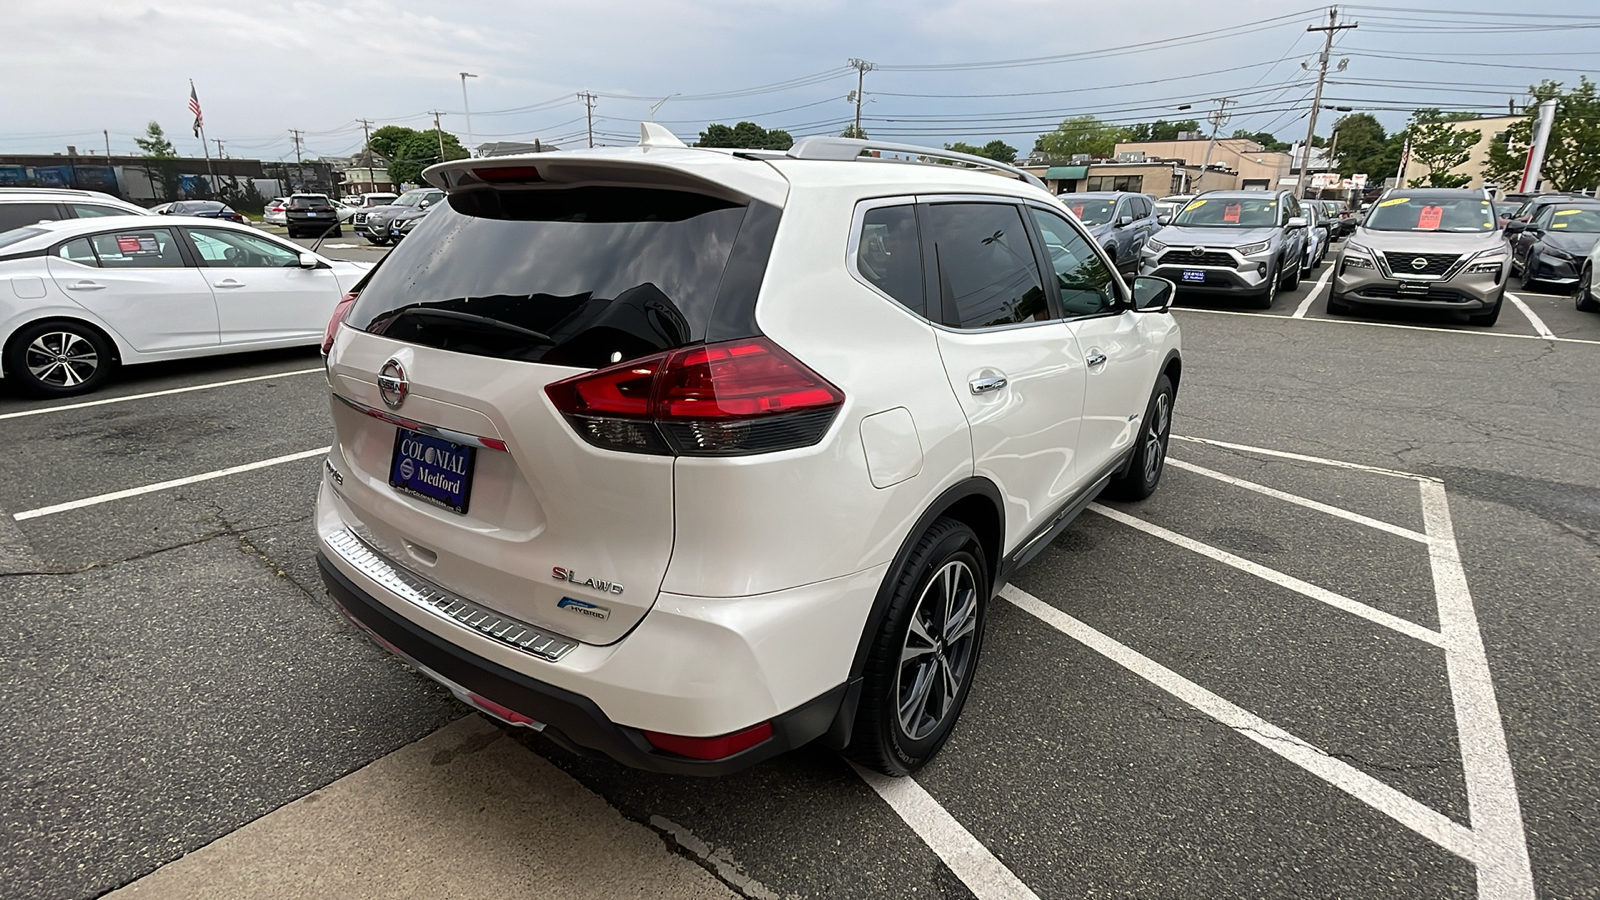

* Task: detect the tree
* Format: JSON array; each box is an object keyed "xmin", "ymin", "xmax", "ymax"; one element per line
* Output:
[
  {"xmin": 838, "ymin": 124, "xmax": 867, "ymax": 140},
  {"xmin": 1033, "ymin": 115, "xmax": 1128, "ymax": 160},
  {"xmin": 1485, "ymin": 78, "xmax": 1600, "ymax": 191},
  {"xmin": 1123, "ymin": 119, "xmax": 1201, "ymax": 142},
  {"xmin": 135, "ymin": 121, "xmax": 177, "ymax": 159},
  {"xmin": 1230, "ymin": 129, "xmax": 1291, "ymax": 152},
  {"xmin": 945, "ymin": 140, "xmax": 1018, "ymax": 163},
  {"xmin": 366, "ymin": 125, "xmax": 468, "ymax": 187},
  {"xmin": 1405, "ymin": 109, "xmax": 1480, "ymax": 188},
  {"xmin": 1327, "ymin": 113, "xmax": 1400, "ymax": 179},
  {"xmin": 696, "ymin": 122, "xmax": 795, "ymax": 150}
]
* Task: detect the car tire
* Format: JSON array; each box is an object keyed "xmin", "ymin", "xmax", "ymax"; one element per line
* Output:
[
  {"xmin": 1283, "ymin": 254, "xmax": 1302, "ymax": 291},
  {"xmin": 332, "ymin": 226, "xmax": 342, "ymax": 237},
  {"xmin": 1468, "ymin": 294, "xmax": 1503, "ymax": 327},
  {"xmin": 1327, "ymin": 292, "xmax": 1354, "ymax": 316},
  {"xmin": 1105, "ymin": 373, "xmax": 1174, "ymax": 501},
  {"xmin": 1577, "ymin": 263, "xmax": 1600, "ymax": 312},
  {"xmin": 847, "ymin": 517, "xmax": 988, "ymax": 777},
  {"xmin": 3, "ymin": 319, "xmax": 118, "ymax": 397},
  {"xmin": 1520, "ymin": 257, "xmax": 1540, "ymax": 292}
]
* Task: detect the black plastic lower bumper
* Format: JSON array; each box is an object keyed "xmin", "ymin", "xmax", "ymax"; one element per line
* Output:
[{"xmin": 318, "ymin": 552, "xmax": 846, "ymax": 776}]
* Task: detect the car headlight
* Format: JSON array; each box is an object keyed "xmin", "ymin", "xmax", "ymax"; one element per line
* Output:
[
  {"xmin": 1345, "ymin": 242, "xmax": 1375, "ymax": 257},
  {"xmin": 1543, "ymin": 246, "xmax": 1574, "ymax": 261},
  {"xmin": 1465, "ymin": 246, "xmax": 1507, "ymax": 274},
  {"xmin": 1236, "ymin": 240, "xmax": 1270, "ymax": 256},
  {"xmin": 1146, "ymin": 237, "xmax": 1167, "ymax": 253}
]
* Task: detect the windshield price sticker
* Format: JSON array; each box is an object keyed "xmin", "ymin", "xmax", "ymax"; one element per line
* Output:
[
  {"xmin": 1417, "ymin": 206, "xmax": 1443, "ymax": 230},
  {"xmin": 1071, "ymin": 205, "xmax": 1085, "ymax": 218},
  {"xmin": 115, "ymin": 234, "xmax": 161, "ymax": 255},
  {"xmin": 1223, "ymin": 203, "xmax": 1241, "ymax": 223}
]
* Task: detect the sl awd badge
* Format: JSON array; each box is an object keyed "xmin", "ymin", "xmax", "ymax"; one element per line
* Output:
[
  {"xmin": 551, "ymin": 567, "xmax": 624, "ymax": 595},
  {"xmin": 557, "ymin": 597, "xmax": 611, "ymax": 620}
]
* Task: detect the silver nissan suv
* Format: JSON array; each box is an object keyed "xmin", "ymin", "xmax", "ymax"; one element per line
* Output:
[{"xmin": 1329, "ymin": 189, "xmax": 1508, "ymax": 326}]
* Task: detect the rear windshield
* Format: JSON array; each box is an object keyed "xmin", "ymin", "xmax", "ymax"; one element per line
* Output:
[
  {"xmin": 1366, "ymin": 196, "xmax": 1495, "ymax": 232},
  {"xmin": 1172, "ymin": 196, "xmax": 1280, "ymax": 227},
  {"xmin": 347, "ymin": 187, "xmax": 751, "ymax": 368},
  {"xmin": 290, "ymin": 196, "xmax": 332, "ymax": 209}
]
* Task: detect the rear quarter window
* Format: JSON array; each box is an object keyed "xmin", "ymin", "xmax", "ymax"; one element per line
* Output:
[{"xmin": 348, "ymin": 187, "xmax": 763, "ymax": 368}]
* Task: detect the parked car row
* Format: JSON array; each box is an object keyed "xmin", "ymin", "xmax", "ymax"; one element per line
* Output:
[{"xmin": 352, "ymin": 187, "xmax": 445, "ymax": 246}]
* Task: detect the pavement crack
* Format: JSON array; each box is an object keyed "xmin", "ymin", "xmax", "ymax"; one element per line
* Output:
[
  {"xmin": 0, "ymin": 517, "xmax": 308, "ymax": 580},
  {"xmin": 648, "ymin": 815, "xmax": 796, "ymax": 900},
  {"xmin": 206, "ymin": 503, "xmax": 318, "ymax": 601}
]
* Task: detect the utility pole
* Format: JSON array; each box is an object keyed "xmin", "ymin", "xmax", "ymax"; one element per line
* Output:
[
  {"xmin": 460, "ymin": 73, "xmax": 478, "ymax": 156},
  {"xmin": 357, "ymin": 118, "xmax": 374, "ymax": 152},
  {"xmin": 213, "ymin": 139, "xmax": 225, "ymax": 158},
  {"xmin": 289, "ymin": 129, "xmax": 305, "ymax": 165},
  {"xmin": 578, "ymin": 92, "xmax": 597, "ymax": 148},
  {"xmin": 429, "ymin": 110, "xmax": 446, "ymax": 160},
  {"xmin": 1198, "ymin": 97, "xmax": 1234, "ymax": 190},
  {"xmin": 103, "ymin": 129, "xmax": 111, "ymax": 159},
  {"xmin": 1297, "ymin": 7, "xmax": 1358, "ymax": 197},
  {"xmin": 848, "ymin": 58, "xmax": 875, "ymax": 138}
]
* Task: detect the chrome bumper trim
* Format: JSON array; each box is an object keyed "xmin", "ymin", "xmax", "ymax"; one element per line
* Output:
[
  {"xmin": 325, "ymin": 528, "xmax": 577, "ymax": 662},
  {"xmin": 331, "ymin": 392, "xmax": 507, "ymax": 452}
]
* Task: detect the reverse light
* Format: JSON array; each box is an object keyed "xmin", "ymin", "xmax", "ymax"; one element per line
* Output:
[
  {"xmin": 643, "ymin": 721, "xmax": 774, "ymax": 760},
  {"xmin": 322, "ymin": 292, "xmax": 358, "ymax": 354},
  {"xmin": 545, "ymin": 337, "xmax": 844, "ymax": 457}
]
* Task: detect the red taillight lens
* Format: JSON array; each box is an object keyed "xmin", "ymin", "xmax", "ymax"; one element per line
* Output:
[
  {"xmin": 322, "ymin": 292, "xmax": 357, "ymax": 354},
  {"xmin": 467, "ymin": 693, "xmax": 541, "ymax": 728},
  {"xmin": 475, "ymin": 166, "xmax": 542, "ymax": 183},
  {"xmin": 544, "ymin": 337, "xmax": 843, "ymax": 456},
  {"xmin": 643, "ymin": 721, "xmax": 773, "ymax": 760}
]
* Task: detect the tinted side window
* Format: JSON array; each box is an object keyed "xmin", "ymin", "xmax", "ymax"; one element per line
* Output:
[
  {"xmin": 88, "ymin": 228, "xmax": 186, "ymax": 268},
  {"xmin": 0, "ymin": 203, "xmax": 64, "ymax": 232},
  {"xmin": 1030, "ymin": 209, "xmax": 1120, "ymax": 317},
  {"xmin": 923, "ymin": 203, "xmax": 1047, "ymax": 329},
  {"xmin": 70, "ymin": 203, "xmax": 132, "ymax": 218},
  {"xmin": 855, "ymin": 204, "xmax": 925, "ymax": 314},
  {"xmin": 54, "ymin": 238, "xmax": 99, "ymax": 266}
]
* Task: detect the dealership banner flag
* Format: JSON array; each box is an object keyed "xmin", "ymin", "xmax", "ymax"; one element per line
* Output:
[{"xmin": 189, "ymin": 80, "xmax": 203, "ymax": 138}]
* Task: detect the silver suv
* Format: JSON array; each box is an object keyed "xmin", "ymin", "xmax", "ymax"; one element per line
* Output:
[
  {"xmin": 1140, "ymin": 190, "xmax": 1309, "ymax": 308},
  {"xmin": 1329, "ymin": 189, "xmax": 1508, "ymax": 326},
  {"xmin": 1060, "ymin": 191, "xmax": 1160, "ymax": 276}
]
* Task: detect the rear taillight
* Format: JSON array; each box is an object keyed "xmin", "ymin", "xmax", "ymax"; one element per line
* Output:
[
  {"xmin": 322, "ymin": 292, "xmax": 357, "ymax": 354},
  {"xmin": 643, "ymin": 721, "xmax": 773, "ymax": 760},
  {"xmin": 544, "ymin": 337, "xmax": 843, "ymax": 456}
]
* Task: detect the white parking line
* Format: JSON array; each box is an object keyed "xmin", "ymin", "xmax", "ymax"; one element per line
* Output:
[
  {"xmin": 0, "ymin": 367, "xmax": 323, "ymax": 421},
  {"xmin": 999, "ymin": 584, "xmax": 1480, "ymax": 865},
  {"xmin": 853, "ymin": 764, "xmax": 1042, "ymax": 900},
  {"xmin": 12, "ymin": 447, "xmax": 329, "ymax": 521},
  {"xmin": 1170, "ymin": 434, "xmax": 1432, "ymax": 481},
  {"xmin": 1088, "ymin": 502, "xmax": 1445, "ymax": 646},
  {"xmin": 1176, "ymin": 307, "xmax": 1600, "ymax": 346},
  {"xmin": 1419, "ymin": 481, "xmax": 1535, "ymax": 899},
  {"xmin": 1168, "ymin": 458, "xmax": 1428, "ymax": 543},
  {"xmin": 1292, "ymin": 267, "xmax": 1335, "ymax": 318},
  {"xmin": 1503, "ymin": 292, "xmax": 1555, "ymax": 340}
]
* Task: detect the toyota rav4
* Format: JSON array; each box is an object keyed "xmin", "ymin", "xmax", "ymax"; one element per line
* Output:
[{"xmin": 316, "ymin": 127, "xmax": 1183, "ymax": 776}]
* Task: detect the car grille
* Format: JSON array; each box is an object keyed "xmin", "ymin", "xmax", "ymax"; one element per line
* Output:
[
  {"xmin": 1161, "ymin": 250, "xmax": 1238, "ymax": 268},
  {"xmin": 1383, "ymin": 252, "xmax": 1460, "ymax": 276}
]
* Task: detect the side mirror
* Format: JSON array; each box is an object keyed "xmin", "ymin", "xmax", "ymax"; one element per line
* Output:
[
  {"xmin": 419, "ymin": 198, "xmax": 432, "ymax": 208},
  {"xmin": 1503, "ymin": 220, "xmax": 1527, "ymax": 233},
  {"xmin": 1117, "ymin": 214, "xmax": 1133, "ymax": 227},
  {"xmin": 1287, "ymin": 216, "xmax": 1308, "ymax": 228},
  {"xmin": 1132, "ymin": 275, "xmax": 1176, "ymax": 312},
  {"xmin": 297, "ymin": 251, "xmax": 318, "ymax": 268},
  {"xmin": 1157, "ymin": 214, "xmax": 1171, "ymax": 226}
]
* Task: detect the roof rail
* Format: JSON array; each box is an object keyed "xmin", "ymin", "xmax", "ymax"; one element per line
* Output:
[{"xmin": 785, "ymin": 136, "xmax": 1046, "ymax": 190}]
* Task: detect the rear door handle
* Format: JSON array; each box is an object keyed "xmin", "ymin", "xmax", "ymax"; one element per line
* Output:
[
  {"xmin": 213, "ymin": 279, "xmax": 245, "ymax": 288},
  {"xmin": 66, "ymin": 280, "xmax": 104, "ymax": 291},
  {"xmin": 1086, "ymin": 352, "xmax": 1108, "ymax": 368},
  {"xmin": 969, "ymin": 375, "xmax": 1008, "ymax": 394}
]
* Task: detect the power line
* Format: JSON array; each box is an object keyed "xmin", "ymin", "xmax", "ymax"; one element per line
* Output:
[{"xmin": 1296, "ymin": 6, "xmax": 1358, "ymax": 196}]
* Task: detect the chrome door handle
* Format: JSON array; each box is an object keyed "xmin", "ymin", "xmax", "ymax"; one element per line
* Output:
[
  {"xmin": 213, "ymin": 279, "xmax": 245, "ymax": 288},
  {"xmin": 969, "ymin": 375, "xmax": 1008, "ymax": 394},
  {"xmin": 66, "ymin": 280, "xmax": 104, "ymax": 291},
  {"xmin": 1086, "ymin": 352, "xmax": 1108, "ymax": 368}
]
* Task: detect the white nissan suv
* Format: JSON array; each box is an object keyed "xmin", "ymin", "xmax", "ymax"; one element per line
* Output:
[{"xmin": 316, "ymin": 127, "xmax": 1183, "ymax": 776}]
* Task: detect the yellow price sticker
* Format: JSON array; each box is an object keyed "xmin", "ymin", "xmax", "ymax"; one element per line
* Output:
[
  {"xmin": 1553, "ymin": 222, "xmax": 1569, "ymax": 228},
  {"xmin": 1184, "ymin": 200, "xmax": 1206, "ymax": 210},
  {"xmin": 1379, "ymin": 197, "xmax": 1410, "ymax": 208},
  {"xmin": 1556, "ymin": 209, "xmax": 1583, "ymax": 216}
]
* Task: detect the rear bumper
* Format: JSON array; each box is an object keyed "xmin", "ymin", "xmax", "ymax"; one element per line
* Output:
[{"xmin": 319, "ymin": 554, "xmax": 847, "ymax": 775}]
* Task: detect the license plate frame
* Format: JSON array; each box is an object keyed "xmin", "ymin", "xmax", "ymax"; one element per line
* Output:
[
  {"xmin": 1181, "ymin": 269, "xmax": 1207, "ymax": 283},
  {"xmin": 388, "ymin": 428, "xmax": 476, "ymax": 514},
  {"xmin": 1396, "ymin": 280, "xmax": 1431, "ymax": 296}
]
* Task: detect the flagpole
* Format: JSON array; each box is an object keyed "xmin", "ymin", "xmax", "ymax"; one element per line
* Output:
[{"xmin": 191, "ymin": 79, "xmax": 217, "ymax": 199}]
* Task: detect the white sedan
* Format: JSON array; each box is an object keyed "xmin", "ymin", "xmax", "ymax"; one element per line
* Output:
[{"xmin": 0, "ymin": 216, "xmax": 371, "ymax": 396}]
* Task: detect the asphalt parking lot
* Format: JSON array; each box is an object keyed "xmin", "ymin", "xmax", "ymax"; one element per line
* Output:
[{"xmin": 3, "ymin": 244, "xmax": 1598, "ymax": 899}]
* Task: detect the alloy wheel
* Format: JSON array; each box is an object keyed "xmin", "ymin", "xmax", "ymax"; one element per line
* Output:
[
  {"xmin": 1143, "ymin": 391, "xmax": 1171, "ymax": 484},
  {"xmin": 24, "ymin": 331, "xmax": 99, "ymax": 387},
  {"xmin": 896, "ymin": 560, "xmax": 979, "ymax": 742}
]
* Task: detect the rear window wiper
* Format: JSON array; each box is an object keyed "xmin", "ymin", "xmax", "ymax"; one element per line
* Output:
[{"xmin": 382, "ymin": 307, "xmax": 555, "ymax": 345}]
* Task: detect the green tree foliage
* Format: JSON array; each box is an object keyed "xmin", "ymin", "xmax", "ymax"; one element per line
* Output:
[
  {"xmin": 366, "ymin": 125, "xmax": 468, "ymax": 187},
  {"xmin": 1123, "ymin": 119, "xmax": 1201, "ymax": 142},
  {"xmin": 1033, "ymin": 115, "xmax": 1128, "ymax": 160},
  {"xmin": 1404, "ymin": 109, "xmax": 1480, "ymax": 188},
  {"xmin": 1484, "ymin": 78, "xmax": 1600, "ymax": 191},
  {"xmin": 838, "ymin": 124, "xmax": 867, "ymax": 140},
  {"xmin": 696, "ymin": 122, "xmax": 795, "ymax": 150},
  {"xmin": 1230, "ymin": 130, "xmax": 1291, "ymax": 152},
  {"xmin": 945, "ymin": 140, "xmax": 1019, "ymax": 162},
  {"xmin": 1328, "ymin": 113, "xmax": 1401, "ymax": 179},
  {"xmin": 135, "ymin": 121, "xmax": 177, "ymax": 158}
]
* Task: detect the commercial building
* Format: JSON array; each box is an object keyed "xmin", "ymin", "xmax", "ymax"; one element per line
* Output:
[
  {"xmin": 1112, "ymin": 137, "xmax": 1296, "ymax": 190},
  {"xmin": 1398, "ymin": 114, "xmax": 1526, "ymax": 189}
]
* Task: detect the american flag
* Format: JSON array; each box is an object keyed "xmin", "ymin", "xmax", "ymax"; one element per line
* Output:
[{"xmin": 188, "ymin": 81, "xmax": 203, "ymax": 138}]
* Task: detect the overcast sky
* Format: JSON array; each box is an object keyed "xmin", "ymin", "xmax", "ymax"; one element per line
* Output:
[{"xmin": 5, "ymin": 0, "xmax": 1598, "ymax": 162}]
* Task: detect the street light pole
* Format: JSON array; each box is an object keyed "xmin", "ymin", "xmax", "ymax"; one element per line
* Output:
[
  {"xmin": 460, "ymin": 72, "xmax": 478, "ymax": 157},
  {"xmin": 650, "ymin": 93, "xmax": 680, "ymax": 123}
]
